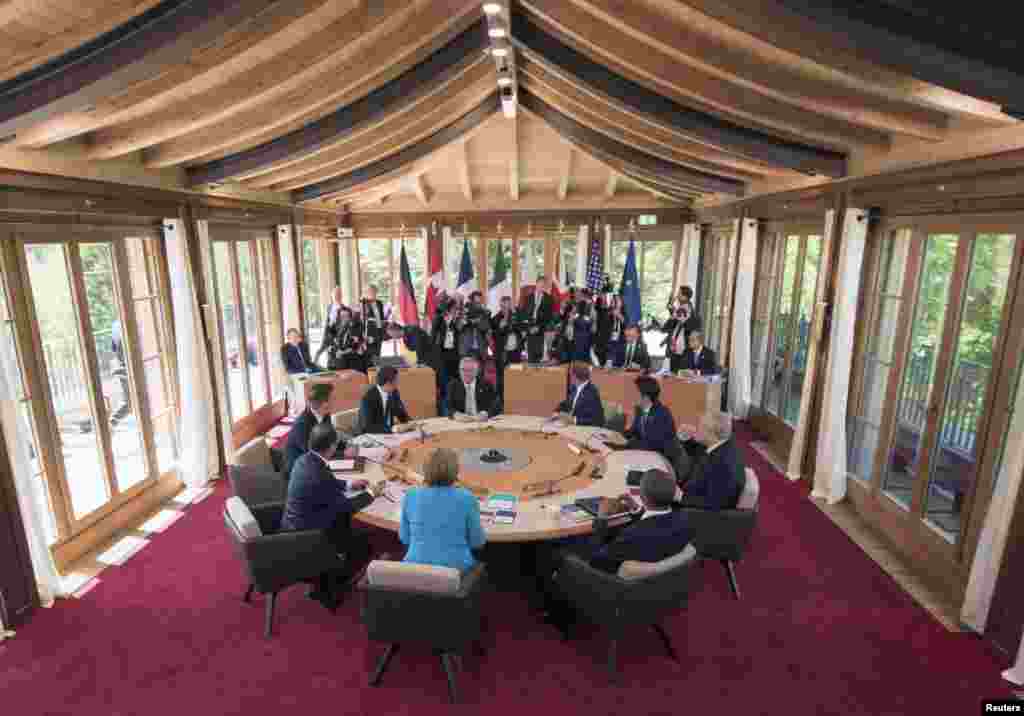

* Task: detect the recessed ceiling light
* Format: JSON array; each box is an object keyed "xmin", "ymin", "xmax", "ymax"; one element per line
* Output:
[
  {"xmin": 938, "ymin": 184, "xmax": 946, "ymax": 191},
  {"xmin": 483, "ymin": 2, "xmax": 501, "ymax": 14},
  {"xmin": 492, "ymin": 46, "xmax": 509, "ymax": 57},
  {"xmin": 488, "ymin": 27, "xmax": 506, "ymax": 38},
  {"xmin": 498, "ymin": 76, "xmax": 513, "ymax": 86}
]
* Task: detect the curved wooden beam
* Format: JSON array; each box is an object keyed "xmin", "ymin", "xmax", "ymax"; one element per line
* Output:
[
  {"xmin": 519, "ymin": 55, "xmax": 792, "ymax": 178},
  {"xmin": 141, "ymin": 0, "xmax": 482, "ymax": 169},
  {"xmin": 0, "ymin": 1, "xmax": 165, "ymax": 84},
  {"xmin": 187, "ymin": 17, "xmax": 488, "ymax": 187},
  {"xmin": 0, "ymin": 0, "xmax": 280, "ymax": 137},
  {"xmin": 558, "ymin": 0, "xmax": 946, "ymax": 140},
  {"xmin": 292, "ymin": 92, "xmax": 500, "ymax": 203},
  {"xmin": 518, "ymin": 1, "xmax": 887, "ymax": 152},
  {"xmin": 241, "ymin": 58, "xmax": 494, "ymax": 190},
  {"xmin": 14, "ymin": 0, "xmax": 346, "ymax": 149},
  {"xmin": 771, "ymin": 0, "xmax": 1024, "ymax": 115},
  {"xmin": 510, "ymin": 8, "xmax": 846, "ymax": 177},
  {"xmin": 519, "ymin": 89, "xmax": 745, "ymax": 196}
]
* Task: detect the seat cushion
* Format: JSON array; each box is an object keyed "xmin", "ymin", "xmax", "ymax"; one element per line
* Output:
[
  {"xmin": 737, "ymin": 468, "xmax": 760, "ymax": 510},
  {"xmin": 366, "ymin": 560, "xmax": 461, "ymax": 594},
  {"xmin": 225, "ymin": 496, "xmax": 262, "ymax": 540},
  {"xmin": 618, "ymin": 543, "xmax": 697, "ymax": 580},
  {"xmin": 235, "ymin": 436, "xmax": 272, "ymax": 468}
]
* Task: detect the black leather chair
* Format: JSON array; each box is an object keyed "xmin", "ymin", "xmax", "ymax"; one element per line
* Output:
[
  {"xmin": 223, "ymin": 497, "xmax": 341, "ymax": 637},
  {"xmin": 358, "ymin": 561, "xmax": 487, "ymax": 703},
  {"xmin": 553, "ymin": 546, "xmax": 700, "ymax": 682},
  {"xmin": 679, "ymin": 467, "xmax": 759, "ymax": 599},
  {"xmin": 228, "ymin": 464, "xmax": 286, "ymax": 510}
]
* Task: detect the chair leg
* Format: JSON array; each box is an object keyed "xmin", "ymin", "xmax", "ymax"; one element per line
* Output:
[
  {"xmin": 440, "ymin": 652, "xmax": 460, "ymax": 704},
  {"xmin": 243, "ymin": 584, "xmax": 255, "ymax": 603},
  {"xmin": 264, "ymin": 591, "xmax": 277, "ymax": 638},
  {"xmin": 723, "ymin": 560, "xmax": 741, "ymax": 600},
  {"xmin": 370, "ymin": 644, "xmax": 399, "ymax": 686},
  {"xmin": 607, "ymin": 638, "xmax": 619, "ymax": 683},
  {"xmin": 651, "ymin": 623, "xmax": 678, "ymax": 662}
]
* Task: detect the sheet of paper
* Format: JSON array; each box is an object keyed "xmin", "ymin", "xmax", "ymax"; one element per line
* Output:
[
  {"xmin": 267, "ymin": 426, "xmax": 291, "ymax": 438},
  {"xmin": 329, "ymin": 459, "xmax": 355, "ymax": 471}
]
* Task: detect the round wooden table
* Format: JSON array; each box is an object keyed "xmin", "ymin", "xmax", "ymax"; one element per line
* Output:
[{"xmin": 352, "ymin": 415, "xmax": 672, "ymax": 542}]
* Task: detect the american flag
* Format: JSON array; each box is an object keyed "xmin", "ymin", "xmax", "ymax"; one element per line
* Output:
[{"xmin": 585, "ymin": 231, "xmax": 603, "ymax": 291}]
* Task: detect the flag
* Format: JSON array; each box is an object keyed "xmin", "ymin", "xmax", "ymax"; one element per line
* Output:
[
  {"xmin": 397, "ymin": 242, "xmax": 418, "ymax": 327},
  {"xmin": 519, "ymin": 242, "xmax": 537, "ymax": 303},
  {"xmin": 487, "ymin": 242, "xmax": 511, "ymax": 311},
  {"xmin": 456, "ymin": 239, "xmax": 475, "ymax": 296},
  {"xmin": 585, "ymin": 229, "xmax": 604, "ymax": 292},
  {"xmin": 620, "ymin": 239, "xmax": 641, "ymax": 325},
  {"xmin": 424, "ymin": 223, "xmax": 444, "ymax": 325}
]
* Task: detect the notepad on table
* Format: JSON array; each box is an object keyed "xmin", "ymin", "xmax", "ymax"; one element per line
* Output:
[
  {"xmin": 485, "ymin": 493, "xmax": 518, "ymax": 524},
  {"xmin": 328, "ymin": 459, "xmax": 360, "ymax": 473},
  {"xmin": 559, "ymin": 504, "xmax": 591, "ymax": 523},
  {"xmin": 267, "ymin": 426, "xmax": 291, "ymax": 439}
]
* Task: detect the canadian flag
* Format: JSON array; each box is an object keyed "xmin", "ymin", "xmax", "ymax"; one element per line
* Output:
[{"xmin": 424, "ymin": 223, "xmax": 444, "ymax": 330}]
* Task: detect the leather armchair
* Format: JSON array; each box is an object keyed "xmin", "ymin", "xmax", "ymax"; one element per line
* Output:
[
  {"xmin": 553, "ymin": 550, "xmax": 699, "ymax": 682},
  {"xmin": 358, "ymin": 562, "xmax": 487, "ymax": 703},
  {"xmin": 223, "ymin": 499, "xmax": 340, "ymax": 637},
  {"xmin": 227, "ymin": 464, "xmax": 286, "ymax": 511}
]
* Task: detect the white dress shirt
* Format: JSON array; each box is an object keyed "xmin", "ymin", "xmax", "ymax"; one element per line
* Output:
[
  {"xmin": 464, "ymin": 380, "xmax": 477, "ymax": 416},
  {"xmin": 570, "ymin": 381, "xmax": 589, "ymax": 416}
]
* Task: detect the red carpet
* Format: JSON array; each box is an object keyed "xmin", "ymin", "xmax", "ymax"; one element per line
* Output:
[{"xmin": 2, "ymin": 425, "xmax": 1014, "ymax": 715}]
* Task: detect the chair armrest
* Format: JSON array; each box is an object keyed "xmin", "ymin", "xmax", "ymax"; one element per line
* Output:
[
  {"xmin": 245, "ymin": 529, "xmax": 338, "ymax": 592},
  {"xmin": 555, "ymin": 554, "xmax": 628, "ymax": 624},
  {"xmin": 250, "ymin": 503, "xmax": 284, "ymax": 533},
  {"xmin": 680, "ymin": 507, "xmax": 757, "ymax": 561}
]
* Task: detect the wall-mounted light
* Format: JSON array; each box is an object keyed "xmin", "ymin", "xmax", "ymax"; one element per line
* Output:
[
  {"xmin": 492, "ymin": 46, "xmax": 509, "ymax": 58},
  {"xmin": 488, "ymin": 27, "xmax": 506, "ymax": 38},
  {"xmin": 498, "ymin": 76, "xmax": 513, "ymax": 87},
  {"xmin": 483, "ymin": 2, "xmax": 501, "ymax": 14}
]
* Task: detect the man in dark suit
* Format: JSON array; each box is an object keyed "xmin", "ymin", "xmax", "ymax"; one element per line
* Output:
[
  {"xmin": 446, "ymin": 356, "xmax": 500, "ymax": 419},
  {"xmin": 680, "ymin": 330, "xmax": 719, "ymax": 376},
  {"xmin": 555, "ymin": 364, "xmax": 605, "ymax": 427},
  {"xmin": 613, "ymin": 325, "xmax": 651, "ymax": 372},
  {"xmin": 358, "ymin": 366, "xmax": 410, "ymax": 434},
  {"xmin": 314, "ymin": 287, "xmax": 346, "ymax": 366},
  {"xmin": 282, "ymin": 383, "xmax": 361, "ymax": 479},
  {"xmin": 281, "ymin": 328, "xmax": 315, "ymax": 375},
  {"xmin": 678, "ymin": 411, "xmax": 745, "ymax": 510},
  {"xmin": 361, "ymin": 285, "xmax": 385, "ymax": 364},
  {"xmin": 524, "ymin": 278, "xmax": 555, "ymax": 363},
  {"xmin": 432, "ymin": 300, "xmax": 461, "ymax": 414},
  {"xmin": 281, "ymin": 422, "xmax": 384, "ymax": 608},
  {"xmin": 625, "ymin": 376, "xmax": 677, "ymax": 458},
  {"xmin": 491, "ymin": 295, "xmax": 522, "ymax": 399},
  {"xmin": 664, "ymin": 307, "xmax": 690, "ymax": 374}
]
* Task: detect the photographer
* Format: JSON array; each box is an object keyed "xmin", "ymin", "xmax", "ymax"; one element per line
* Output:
[
  {"xmin": 458, "ymin": 298, "xmax": 491, "ymax": 360},
  {"xmin": 492, "ymin": 294, "xmax": 522, "ymax": 398}
]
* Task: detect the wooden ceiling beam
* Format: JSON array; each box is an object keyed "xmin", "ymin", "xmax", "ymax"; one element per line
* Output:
[
  {"xmin": 557, "ymin": 146, "xmax": 573, "ymax": 200},
  {"xmin": 14, "ymin": 0, "xmax": 345, "ymax": 149},
  {"xmin": 605, "ymin": 171, "xmax": 618, "ymax": 199},
  {"xmin": 458, "ymin": 140, "xmax": 473, "ymax": 202},
  {"xmin": 518, "ymin": 1, "xmax": 887, "ymax": 153},
  {"xmin": 510, "ymin": 9, "xmax": 846, "ymax": 177},
  {"xmin": 292, "ymin": 92, "xmax": 500, "ymax": 203},
  {"xmin": 0, "ymin": 0, "xmax": 280, "ymax": 137},
  {"xmin": 520, "ymin": 89, "xmax": 745, "ymax": 195},
  {"xmin": 560, "ymin": 0, "xmax": 947, "ymax": 141},
  {"xmin": 410, "ymin": 174, "xmax": 430, "ymax": 205},
  {"xmin": 185, "ymin": 16, "xmax": 488, "ymax": 186},
  {"xmin": 241, "ymin": 61, "xmax": 494, "ymax": 190}
]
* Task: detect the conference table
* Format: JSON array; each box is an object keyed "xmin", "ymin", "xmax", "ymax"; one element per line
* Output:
[{"xmin": 350, "ymin": 415, "xmax": 672, "ymax": 542}]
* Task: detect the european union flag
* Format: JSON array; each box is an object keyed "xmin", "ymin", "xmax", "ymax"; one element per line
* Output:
[{"xmin": 620, "ymin": 239, "xmax": 641, "ymax": 325}]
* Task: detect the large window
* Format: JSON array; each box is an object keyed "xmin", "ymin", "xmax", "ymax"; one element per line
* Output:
[
  {"xmin": 750, "ymin": 231, "xmax": 781, "ymax": 408},
  {"xmin": 0, "ymin": 229, "xmax": 178, "ymax": 547},
  {"xmin": 301, "ymin": 237, "xmax": 323, "ymax": 355},
  {"xmin": 518, "ymin": 238, "xmax": 544, "ymax": 304},
  {"xmin": 209, "ymin": 231, "xmax": 282, "ymax": 426}
]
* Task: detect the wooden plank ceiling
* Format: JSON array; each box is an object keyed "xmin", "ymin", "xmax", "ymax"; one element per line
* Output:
[{"xmin": 0, "ymin": 0, "xmax": 1019, "ymax": 213}]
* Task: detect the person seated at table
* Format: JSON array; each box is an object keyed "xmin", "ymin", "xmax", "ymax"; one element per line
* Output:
[
  {"xmin": 399, "ymin": 447, "xmax": 486, "ymax": 572},
  {"xmin": 358, "ymin": 366, "xmax": 410, "ymax": 434},
  {"xmin": 624, "ymin": 376, "xmax": 677, "ymax": 457},
  {"xmin": 554, "ymin": 364, "xmax": 605, "ymax": 427},
  {"xmin": 612, "ymin": 325, "xmax": 651, "ymax": 372},
  {"xmin": 281, "ymin": 328, "xmax": 315, "ymax": 375},
  {"xmin": 283, "ymin": 383, "xmax": 359, "ymax": 479},
  {"xmin": 446, "ymin": 356, "xmax": 500, "ymax": 420},
  {"xmin": 677, "ymin": 411, "xmax": 745, "ymax": 510},
  {"xmin": 282, "ymin": 422, "xmax": 384, "ymax": 609},
  {"xmin": 679, "ymin": 330, "xmax": 719, "ymax": 376}
]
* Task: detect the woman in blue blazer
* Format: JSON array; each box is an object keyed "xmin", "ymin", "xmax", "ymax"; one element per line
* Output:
[{"xmin": 400, "ymin": 448, "xmax": 486, "ymax": 572}]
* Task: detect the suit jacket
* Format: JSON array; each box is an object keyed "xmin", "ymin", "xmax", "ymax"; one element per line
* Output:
[
  {"xmin": 681, "ymin": 437, "xmax": 746, "ymax": 511},
  {"xmin": 280, "ymin": 452, "xmax": 370, "ymax": 532},
  {"xmin": 626, "ymin": 401, "xmax": 677, "ymax": 457},
  {"xmin": 361, "ymin": 299, "xmax": 385, "ymax": 344},
  {"xmin": 431, "ymin": 314, "xmax": 460, "ymax": 363},
  {"xmin": 587, "ymin": 510, "xmax": 695, "ymax": 573},
  {"xmin": 524, "ymin": 292, "xmax": 554, "ymax": 335},
  {"xmin": 445, "ymin": 378, "xmax": 500, "ymax": 417},
  {"xmin": 357, "ymin": 385, "xmax": 410, "ymax": 434},
  {"xmin": 557, "ymin": 381, "xmax": 605, "ymax": 427},
  {"xmin": 457, "ymin": 325, "xmax": 489, "ymax": 359},
  {"xmin": 613, "ymin": 339, "xmax": 651, "ymax": 371},
  {"xmin": 680, "ymin": 346, "xmax": 718, "ymax": 375},
  {"xmin": 491, "ymin": 309, "xmax": 522, "ymax": 361},
  {"xmin": 281, "ymin": 342, "xmax": 314, "ymax": 374},
  {"xmin": 282, "ymin": 408, "xmax": 339, "ymax": 479}
]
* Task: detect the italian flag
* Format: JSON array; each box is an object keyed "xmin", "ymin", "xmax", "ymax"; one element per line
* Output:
[{"xmin": 487, "ymin": 242, "xmax": 511, "ymax": 311}]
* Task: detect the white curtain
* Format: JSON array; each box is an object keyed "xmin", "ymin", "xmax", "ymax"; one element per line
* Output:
[
  {"xmin": 442, "ymin": 225, "xmax": 453, "ymax": 291},
  {"xmin": 164, "ymin": 219, "xmax": 218, "ymax": 487},
  {"xmin": 576, "ymin": 223, "xmax": 588, "ymax": 288},
  {"xmin": 0, "ymin": 327, "xmax": 65, "ymax": 610},
  {"xmin": 681, "ymin": 223, "xmax": 700, "ymax": 292},
  {"xmin": 786, "ymin": 209, "xmax": 837, "ymax": 482},
  {"xmin": 277, "ymin": 225, "xmax": 301, "ymax": 335},
  {"xmin": 729, "ymin": 218, "xmax": 757, "ymax": 419},
  {"xmin": 811, "ymin": 208, "xmax": 867, "ymax": 504}
]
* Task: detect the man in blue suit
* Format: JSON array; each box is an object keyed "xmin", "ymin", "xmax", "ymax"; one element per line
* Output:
[
  {"xmin": 281, "ymin": 422, "xmax": 384, "ymax": 608},
  {"xmin": 678, "ymin": 411, "xmax": 745, "ymax": 511},
  {"xmin": 281, "ymin": 328, "xmax": 315, "ymax": 375},
  {"xmin": 612, "ymin": 324, "xmax": 651, "ymax": 371},
  {"xmin": 282, "ymin": 383, "xmax": 359, "ymax": 479},
  {"xmin": 554, "ymin": 364, "xmax": 605, "ymax": 427},
  {"xmin": 679, "ymin": 331, "xmax": 719, "ymax": 376},
  {"xmin": 357, "ymin": 366, "xmax": 410, "ymax": 434},
  {"xmin": 625, "ymin": 376, "xmax": 677, "ymax": 457}
]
